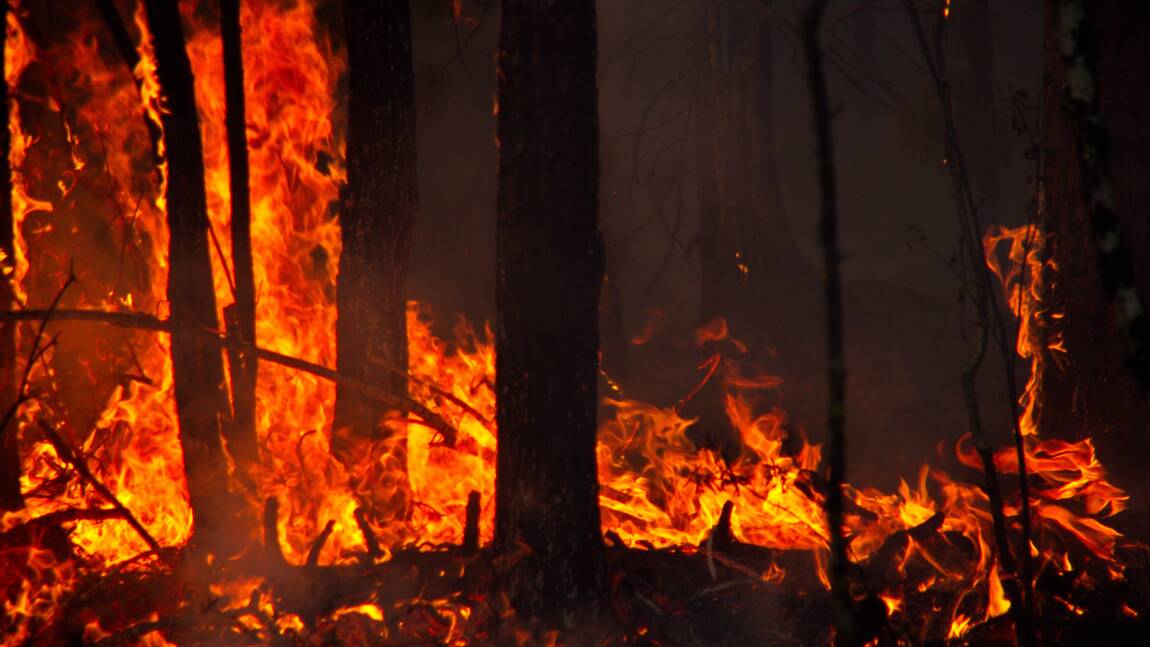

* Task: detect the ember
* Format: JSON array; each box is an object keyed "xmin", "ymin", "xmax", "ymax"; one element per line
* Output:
[{"xmin": 1, "ymin": 1, "xmax": 1148, "ymax": 645}]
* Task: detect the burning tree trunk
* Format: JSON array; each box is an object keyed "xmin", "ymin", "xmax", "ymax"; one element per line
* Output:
[
  {"xmin": 141, "ymin": 0, "xmax": 237, "ymax": 547},
  {"xmin": 333, "ymin": 0, "xmax": 417, "ymax": 467},
  {"xmin": 1039, "ymin": 0, "xmax": 1150, "ymax": 509},
  {"xmin": 1, "ymin": 0, "xmax": 22, "ymax": 512},
  {"xmin": 494, "ymin": 0, "xmax": 607, "ymax": 627},
  {"xmin": 221, "ymin": 0, "xmax": 258, "ymax": 473}
]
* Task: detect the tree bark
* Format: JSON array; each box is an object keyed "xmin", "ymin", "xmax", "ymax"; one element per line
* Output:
[
  {"xmin": 0, "ymin": 0, "xmax": 23, "ymax": 512},
  {"xmin": 1039, "ymin": 0, "xmax": 1150, "ymax": 515},
  {"xmin": 141, "ymin": 0, "xmax": 237, "ymax": 548},
  {"xmin": 221, "ymin": 0, "xmax": 258, "ymax": 472},
  {"xmin": 333, "ymin": 0, "xmax": 417, "ymax": 472},
  {"xmin": 494, "ymin": 0, "xmax": 607, "ymax": 627}
]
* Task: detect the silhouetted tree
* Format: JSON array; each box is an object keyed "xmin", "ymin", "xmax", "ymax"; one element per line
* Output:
[
  {"xmin": 1039, "ymin": 0, "xmax": 1150, "ymax": 515},
  {"xmin": 221, "ymin": 0, "xmax": 258, "ymax": 472},
  {"xmin": 494, "ymin": 0, "xmax": 607, "ymax": 627},
  {"xmin": 142, "ymin": 0, "xmax": 237, "ymax": 548},
  {"xmin": 333, "ymin": 0, "xmax": 417, "ymax": 472},
  {"xmin": 0, "ymin": 0, "xmax": 23, "ymax": 512}
]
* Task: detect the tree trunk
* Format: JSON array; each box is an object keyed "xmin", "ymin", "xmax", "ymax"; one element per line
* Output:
[
  {"xmin": 1039, "ymin": 0, "xmax": 1150, "ymax": 519},
  {"xmin": 221, "ymin": 0, "xmax": 258, "ymax": 474},
  {"xmin": 494, "ymin": 0, "xmax": 607, "ymax": 627},
  {"xmin": 333, "ymin": 0, "xmax": 417, "ymax": 477},
  {"xmin": 0, "ymin": 0, "xmax": 23, "ymax": 512},
  {"xmin": 142, "ymin": 0, "xmax": 237, "ymax": 548}
]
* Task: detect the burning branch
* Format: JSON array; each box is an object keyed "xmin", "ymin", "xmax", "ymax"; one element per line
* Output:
[
  {"xmin": 0, "ymin": 308, "xmax": 468, "ymax": 446},
  {"xmin": 801, "ymin": 2, "xmax": 855, "ymax": 646},
  {"xmin": 36, "ymin": 420, "xmax": 162, "ymax": 554},
  {"xmin": 0, "ymin": 272, "xmax": 74, "ymax": 511}
]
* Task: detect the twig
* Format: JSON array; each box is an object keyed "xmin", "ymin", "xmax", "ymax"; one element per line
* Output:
[
  {"xmin": 802, "ymin": 1, "xmax": 853, "ymax": 644},
  {"xmin": 0, "ymin": 308, "xmax": 471, "ymax": 446},
  {"xmin": 0, "ymin": 275, "xmax": 75, "ymax": 511},
  {"xmin": 37, "ymin": 420, "xmax": 162, "ymax": 554},
  {"xmin": 899, "ymin": 2, "xmax": 1036, "ymax": 644}
]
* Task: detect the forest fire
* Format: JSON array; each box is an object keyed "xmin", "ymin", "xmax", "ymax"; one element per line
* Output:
[{"xmin": 1, "ymin": 0, "xmax": 1148, "ymax": 645}]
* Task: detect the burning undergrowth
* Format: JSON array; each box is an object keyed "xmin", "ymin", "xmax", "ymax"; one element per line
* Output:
[{"xmin": 0, "ymin": 1, "xmax": 1147, "ymax": 645}]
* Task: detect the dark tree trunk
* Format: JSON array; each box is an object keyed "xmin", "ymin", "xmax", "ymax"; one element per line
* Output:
[
  {"xmin": 1039, "ymin": 0, "xmax": 1150, "ymax": 518},
  {"xmin": 221, "ymin": 0, "xmax": 258, "ymax": 472},
  {"xmin": 0, "ymin": 0, "xmax": 23, "ymax": 512},
  {"xmin": 142, "ymin": 0, "xmax": 237, "ymax": 547},
  {"xmin": 494, "ymin": 0, "xmax": 607, "ymax": 627},
  {"xmin": 333, "ymin": 0, "xmax": 417, "ymax": 473}
]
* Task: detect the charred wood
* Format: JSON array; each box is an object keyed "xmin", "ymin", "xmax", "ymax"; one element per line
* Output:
[
  {"xmin": 0, "ymin": 0, "xmax": 19, "ymax": 512},
  {"xmin": 221, "ymin": 0, "xmax": 259, "ymax": 474},
  {"xmin": 141, "ymin": 0, "xmax": 245, "ymax": 552},
  {"xmin": 494, "ymin": 0, "xmax": 608, "ymax": 626},
  {"xmin": 801, "ymin": 2, "xmax": 853, "ymax": 644},
  {"xmin": 334, "ymin": 0, "xmax": 418, "ymax": 462}
]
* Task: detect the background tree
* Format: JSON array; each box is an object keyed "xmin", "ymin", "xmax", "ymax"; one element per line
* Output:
[
  {"xmin": 494, "ymin": 0, "xmax": 607, "ymax": 627},
  {"xmin": 142, "ymin": 0, "xmax": 237, "ymax": 548},
  {"xmin": 333, "ymin": 0, "xmax": 418, "ymax": 478},
  {"xmin": 1039, "ymin": 0, "xmax": 1150, "ymax": 521}
]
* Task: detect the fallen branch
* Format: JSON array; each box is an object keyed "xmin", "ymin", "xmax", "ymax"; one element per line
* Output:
[
  {"xmin": 37, "ymin": 420, "xmax": 162, "ymax": 554},
  {"xmin": 0, "ymin": 308, "xmax": 469, "ymax": 446}
]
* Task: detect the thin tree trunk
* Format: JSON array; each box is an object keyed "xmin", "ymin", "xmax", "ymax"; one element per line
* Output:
[
  {"xmin": 333, "ymin": 0, "xmax": 417, "ymax": 478},
  {"xmin": 494, "ymin": 0, "xmax": 607, "ymax": 628},
  {"xmin": 141, "ymin": 0, "xmax": 237, "ymax": 548},
  {"xmin": 1039, "ymin": 0, "xmax": 1150, "ymax": 518},
  {"xmin": 221, "ymin": 0, "xmax": 258, "ymax": 472},
  {"xmin": 802, "ymin": 2, "xmax": 851, "ymax": 643},
  {"xmin": 0, "ymin": 0, "xmax": 23, "ymax": 512}
]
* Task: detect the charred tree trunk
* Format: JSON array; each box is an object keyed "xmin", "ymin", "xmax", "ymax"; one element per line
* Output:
[
  {"xmin": 1039, "ymin": 0, "xmax": 1150, "ymax": 516},
  {"xmin": 219, "ymin": 0, "xmax": 256, "ymax": 473},
  {"xmin": 142, "ymin": 0, "xmax": 237, "ymax": 548},
  {"xmin": 221, "ymin": 0, "xmax": 258, "ymax": 473},
  {"xmin": 0, "ymin": 0, "xmax": 23, "ymax": 512},
  {"xmin": 333, "ymin": 0, "xmax": 417, "ymax": 475},
  {"xmin": 494, "ymin": 0, "xmax": 607, "ymax": 627}
]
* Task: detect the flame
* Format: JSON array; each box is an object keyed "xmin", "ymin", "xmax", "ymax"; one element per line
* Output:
[{"xmin": 0, "ymin": 1, "xmax": 1135, "ymax": 642}]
